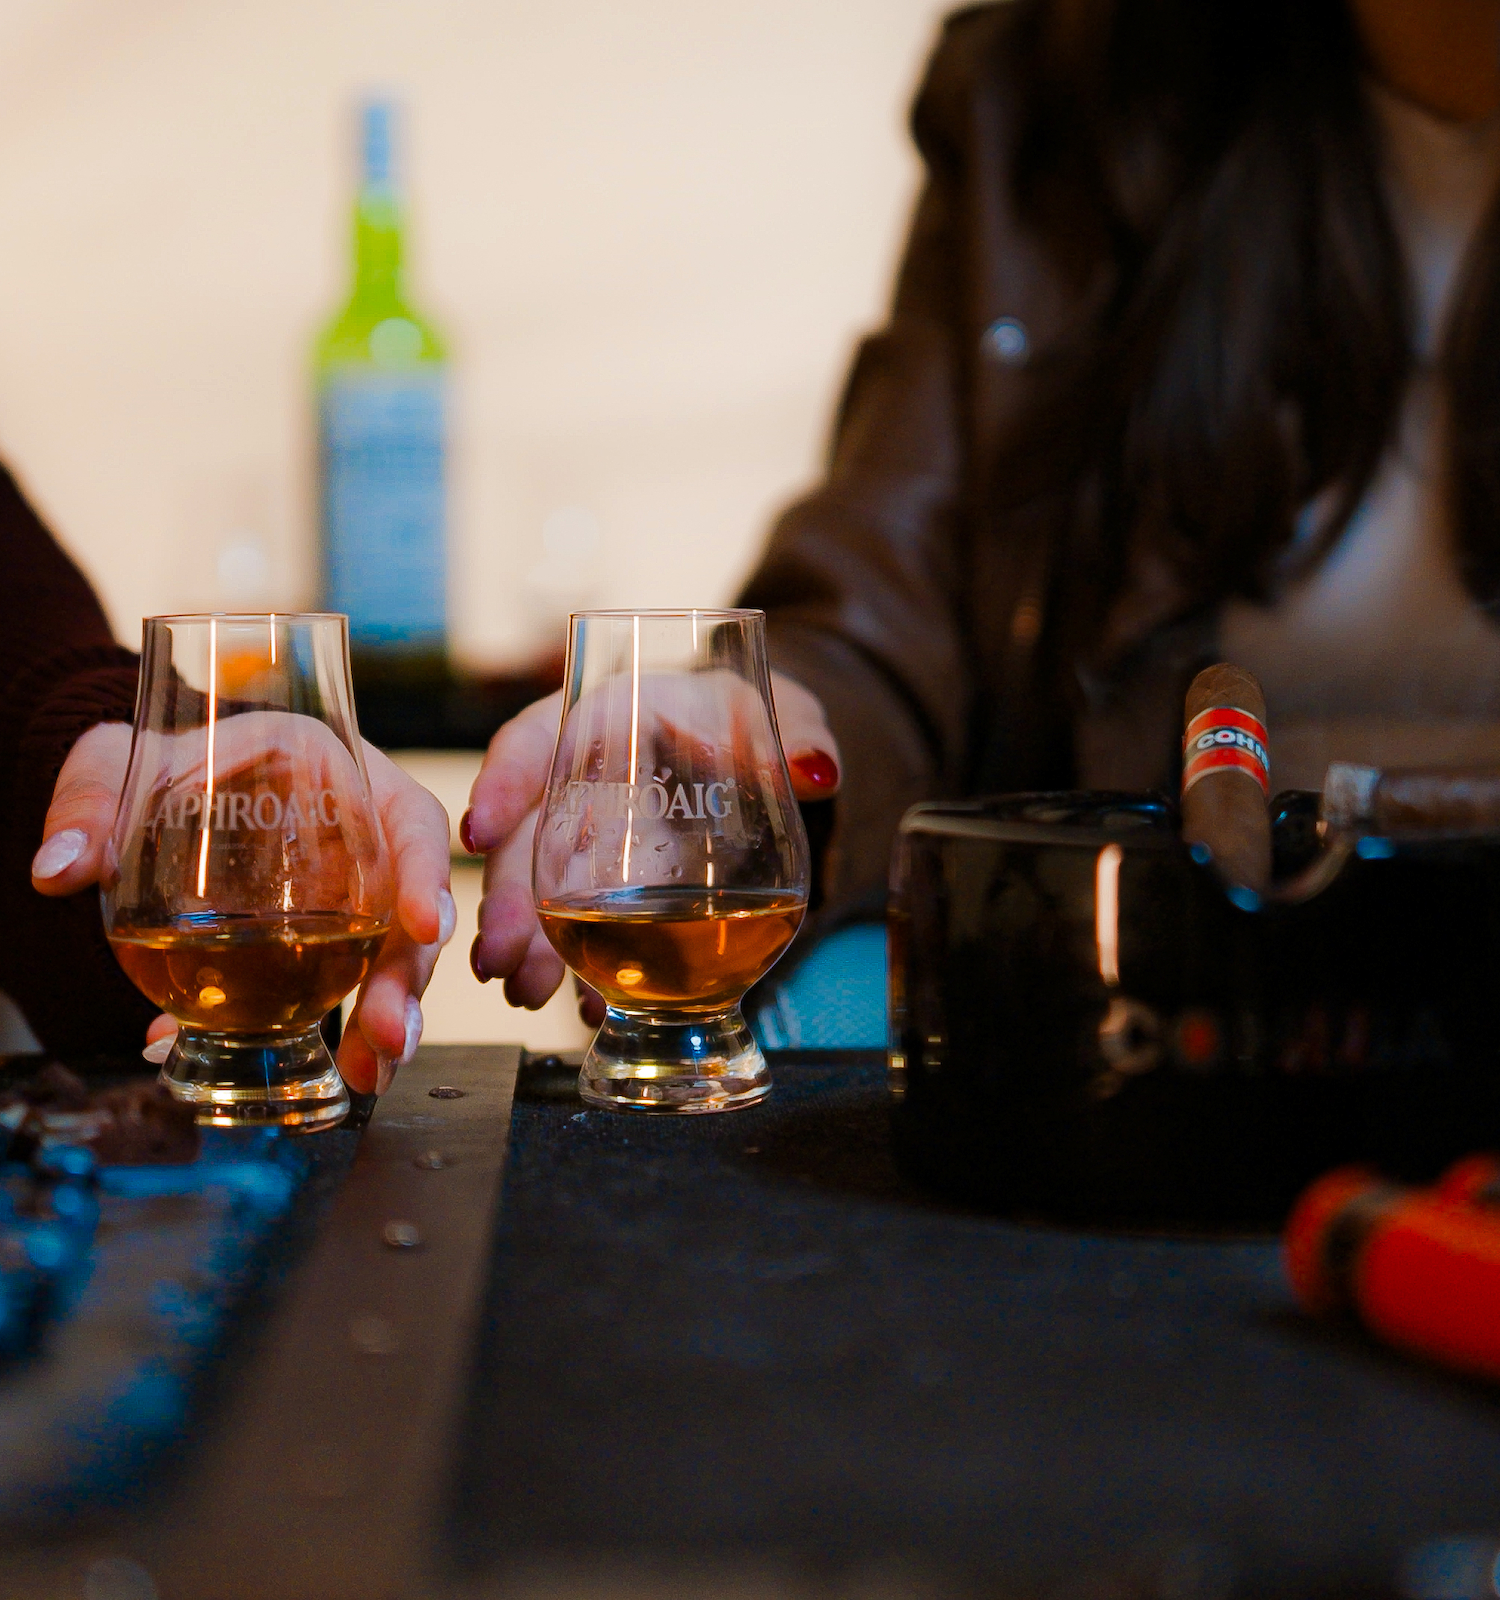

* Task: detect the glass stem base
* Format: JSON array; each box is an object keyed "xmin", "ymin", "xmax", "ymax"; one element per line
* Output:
[
  {"xmin": 579, "ymin": 1006, "xmax": 770, "ymax": 1113},
  {"xmin": 160, "ymin": 1024, "xmax": 349, "ymax": 1132}
]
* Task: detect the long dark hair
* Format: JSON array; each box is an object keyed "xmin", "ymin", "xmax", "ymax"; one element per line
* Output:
[{"xmin": 992, "ymin": 0, "xmax": 1500, "ymax": 669}]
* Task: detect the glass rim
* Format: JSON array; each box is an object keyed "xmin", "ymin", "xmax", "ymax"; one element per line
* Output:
[
  {"xmin": 567, "ymin": 607, "xmax": 763, "ymax": 622},
  {"xmin": 143, "ymin": 611, "xmax": 349, "ymax": 626}
]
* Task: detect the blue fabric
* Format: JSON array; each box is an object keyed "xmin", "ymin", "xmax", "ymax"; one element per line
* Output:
[
  {"xmin": 0, "ymin": 1126, "xmax": 350, "ymax": 1522},
  {"xmin": 752, "ymin": 923, "xmax": 887, "ymax": 1051}
]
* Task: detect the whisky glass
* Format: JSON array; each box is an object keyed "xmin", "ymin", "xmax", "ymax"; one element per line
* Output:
[
  {"xmin": 534, "ymin": 609, "xmax": 809, "ymax": 1111},
  {"xmin": 103, "ymin": 614, "xmax": 394, "ymax": 1131}
]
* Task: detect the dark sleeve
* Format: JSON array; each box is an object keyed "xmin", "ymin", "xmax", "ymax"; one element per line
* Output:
[
  {"xmin": 0, "ymin": 462, "xmax": 154, "ymax": 1054},
  {"xmin": 739, "ymin": 11, "xmax": 988, "ymax": 917}
]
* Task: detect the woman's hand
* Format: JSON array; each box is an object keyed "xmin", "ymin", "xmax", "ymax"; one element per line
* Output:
[
  {"xmin": 30, "ymin": 723, "xmax": 455, "ymax": 1096},
  {"xmin": 462, "ymin": 671, "xmax": 840, "ymax": 1019}
]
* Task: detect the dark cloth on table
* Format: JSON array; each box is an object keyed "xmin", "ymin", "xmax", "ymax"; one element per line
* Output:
[
  {"xmin": 0, "ymin": 461, "xmax": 149, "ymax": 1053},
  {"xmin": 739, "ymin": 4, "xmax": 1212, "ymax": 919},
  {"xmin": 449, "ymin": 1056, "xmax": 1500, "ymax": 1598}
]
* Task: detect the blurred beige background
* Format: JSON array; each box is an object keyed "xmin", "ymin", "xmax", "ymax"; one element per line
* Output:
[{"xmin": 0, "ymin": 0, "xmax": 950, "ymax": 1046}]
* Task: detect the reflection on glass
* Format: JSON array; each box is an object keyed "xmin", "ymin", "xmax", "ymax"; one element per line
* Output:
[
  {"xmin": 104, "ymin": 614, "xmax": 393, "ymax": 1131},
  {"xmin": 534, "ymin": 609, "xmax": 809, "ymax": 1112}
]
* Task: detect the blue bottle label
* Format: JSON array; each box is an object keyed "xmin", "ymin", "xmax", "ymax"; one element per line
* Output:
[{"xmin": 319, "ymin": 370, "xmax": 446, "ymax": 646}]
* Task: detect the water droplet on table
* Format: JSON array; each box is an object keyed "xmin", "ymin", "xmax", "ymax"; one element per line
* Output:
[{"xmin": 350, "ymin": 1312, "xmax": 401, "ymax": 1355}]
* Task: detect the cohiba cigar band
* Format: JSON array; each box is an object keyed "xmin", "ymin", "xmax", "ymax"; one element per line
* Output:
[{"xmin": 1181, "ymin": 706, "xmax": 1270, "ymax": 797}]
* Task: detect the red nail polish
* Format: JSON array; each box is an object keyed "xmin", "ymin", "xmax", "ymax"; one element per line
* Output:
[
  {"xmin": 459, "ymin": 809, "xmax": 477, "ymax": 855},
  {"xmin": 469, "ymin": 936, "xmax": 491, "ymax": 984},
  {"xmin": 790, "ymin": 750, "xmax": 838, "ymax": 791}
]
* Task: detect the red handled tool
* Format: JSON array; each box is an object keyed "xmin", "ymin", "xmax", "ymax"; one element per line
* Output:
[{"xmin": 1286, "ymin": 1166, "xmax": 1500, "ymax": 1382}]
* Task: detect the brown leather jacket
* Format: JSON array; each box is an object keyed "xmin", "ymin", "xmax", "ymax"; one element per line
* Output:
[{"xmin": 740, "ymin": 2, "xmax": 1213, "ymax": 918}]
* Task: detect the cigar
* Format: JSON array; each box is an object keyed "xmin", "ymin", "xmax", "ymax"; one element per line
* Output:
[
  {"xmin": 1181, "ymin": 663, "xmax": 1272, "ymax": 894},
  {"xmin": 1323, "ymin": 763, "xmax": 1500, "ymax": 836},
  {"xmin": 1286, "ymin": 1167, "xmax": 1500, "ymax": 1385}
]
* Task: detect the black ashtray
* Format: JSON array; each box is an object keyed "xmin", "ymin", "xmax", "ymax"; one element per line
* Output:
[{"xmin": 889, "ymin": 791, "xmax": 1500, "ymax": 1228}]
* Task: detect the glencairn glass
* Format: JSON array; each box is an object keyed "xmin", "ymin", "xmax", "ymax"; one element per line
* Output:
[
  {"xmin": 534, "ymin": 609, "xmax": 809, "ymax": 1111},
  {"xmin": 104, "ymin": 614, "xmax": 393, "ymax": 1131}
]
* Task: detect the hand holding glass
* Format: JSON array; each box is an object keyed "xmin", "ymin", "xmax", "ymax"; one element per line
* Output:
[
  {"xmin": 104, "ymin": 615, "xmax": 393, "ymax": 1130},
  {"xmin": 534, "ymin": 609, "xmax": 809, "ymax": 1111}
]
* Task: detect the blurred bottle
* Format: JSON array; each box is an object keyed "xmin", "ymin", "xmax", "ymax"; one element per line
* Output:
[{"xmin": 315, "ymin": 99, "xmax": 448, "ymax": 684}]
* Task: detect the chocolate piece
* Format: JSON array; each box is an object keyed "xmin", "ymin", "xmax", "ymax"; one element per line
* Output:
[
  {"xmin": 85, "ymin": 1081, "xmax": 199, "ymax": 1165},
  {"xmin": 18, "ymin": 1062, "xmax": 90, "ymax": 1109},
  {"xmin": 0, "ymin": 1065, "xmax": 198, "ymax": 1166}
]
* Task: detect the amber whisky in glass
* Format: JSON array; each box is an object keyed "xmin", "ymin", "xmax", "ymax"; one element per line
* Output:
[
  {"xmin": 104, "ymin": 614, "xmax": 393, "ymax": 1130},
  {"xmin": 533, "ymin": 609, "xmax": 809, "ymax": 1112}
]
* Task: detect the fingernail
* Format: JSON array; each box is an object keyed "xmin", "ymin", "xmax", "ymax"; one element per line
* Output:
[
  {"xmin": 32, "ymin": 828, "xmax": 88, "ymax": 880},
  {"xmin": 401, "ymin": 996, "xmax": 423, "ymax": 1064},
  {"xmin": 459, "ymin": 809, "xmax": 477, "ymax": 855},
  {"xmin": 436, "ymin": 888, "xmax": 457, "ymax": 946},
  {"xmin": 375, "ymin": 1053, "xmax": 397, "ymax": 1096},
  {"xmin": 141, "ymin": 1031, "xmax": 176, "ymax": 1066},
  {"xmin": 470, "ymin": 936, "xmax": 491, "ymax": 984},
  {"xmin": 790, "ymin": 750, "xmax": 838, "ymax": 791}
]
